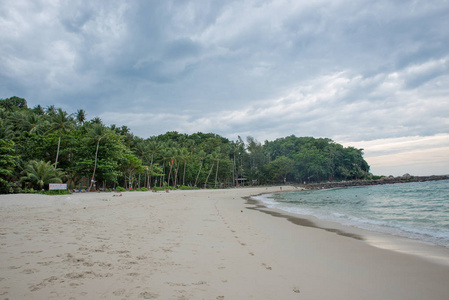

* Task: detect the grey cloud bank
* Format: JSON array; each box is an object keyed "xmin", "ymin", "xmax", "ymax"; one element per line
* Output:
[{"xmin": 1, "ymin": 0, "xmax": 448, "ymax": 176}]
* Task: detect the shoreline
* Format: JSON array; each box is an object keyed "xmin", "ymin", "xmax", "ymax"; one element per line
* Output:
[
  {"xmin": 247, "ymin": 192, "xmax": 449, "ymax": 267},
  {"xmin": 2, "ymin": 187, "xmax": 449, "ymax": 299}
]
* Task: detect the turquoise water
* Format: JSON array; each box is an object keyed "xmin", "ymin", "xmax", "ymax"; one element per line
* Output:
[{"xmin": 255, "ymin": 180, "xmax": 449, "ymax": 248}]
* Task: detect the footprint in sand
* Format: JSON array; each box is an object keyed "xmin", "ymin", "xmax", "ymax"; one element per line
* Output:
[
  {"xmin": 113, "ymin": 289, "xmax": 126, "ymax": 296},
  {"xmin": 21, "ymin": 268, "xmax": 39, "ymax": 274},
  {"xmin": 29, "ymin": 276, "xmax": 58, "ymax": 292},
  {"xmin": 139, "ymin": 291, "xmax": 159, "ymax": 299},
  {"xmin": 261, "ymin": 263, "xmax": 272, "ymax": 270}
]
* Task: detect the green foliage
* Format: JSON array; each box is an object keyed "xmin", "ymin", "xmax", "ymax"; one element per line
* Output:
[
  {"xmin": 0, "ymin": 139, "xmax": 18, "ymax": 194},
  {"xmin": 265, "ymin": 135, "xmax": 369, "ymax": 182},
  {"xmin": 0, "ymin": 97, "xmax": 371, "ymax": 191},
  {"xmin": 151, "ymin": 186, "xmax": 166, "ymax": 191},
  {"xmin": 116, "ymin": 186, "xmax": 126, "ymax": 192},
  {"xmin": 14, "ymin": 187, "xmax": 36, "ymax": 194},
  {"xmin": 179, "ymin": 185, "xmax": 199, "ymax": 190},
  {"xmin": 0, "ymin": 96, "xmax": 27, "ymax": 111},
  {"xmin": 265, "ymin": 156, "xmax": 295, "ymax": 182},
  {"xmin": 21, "ymin": 160, "xmax": 64, "ymax": 190},
  {"xmin": 0, "ymin": 178, "xmax": 12, "ymax": 194}
]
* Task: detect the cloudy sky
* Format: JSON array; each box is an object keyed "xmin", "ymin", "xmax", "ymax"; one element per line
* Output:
[{"xmin": 1, "ymin": 0, "xmax": 449, "ymax": 176}]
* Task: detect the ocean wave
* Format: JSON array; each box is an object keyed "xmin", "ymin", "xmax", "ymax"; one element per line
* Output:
[{"xmin": 254, "ymin": 182, "xmax": 449, "ymax": 248}]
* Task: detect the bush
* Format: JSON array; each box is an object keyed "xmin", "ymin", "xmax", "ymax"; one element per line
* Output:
[
  {"xmin": 16, "ymin": 187, "xmax": 36, "ymax": 194},
  {"xmin": 179, "ymin": 185, "xmax": 199, "ymax": 190},
  {"xmin": 116, "ymin": 186, "xmax": 126, "ymax": 192},
  {"xmin": 0, "ymin": 179, "xmax": 12, "ymax": 194},
  {"xmin": 137, "ymin": 187, "xmax": 149, "ymax": 191},
  {"xmin": 151, "ymin": 186, "xmax": 171, "ymax": 191}
]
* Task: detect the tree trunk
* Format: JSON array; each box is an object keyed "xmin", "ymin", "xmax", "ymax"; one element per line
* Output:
[
  {"xmin": 182, "ymin": 161, "xmax": 187, "ymax": 186},
  {"xmin": 160, "ymin": 162, "xmax": 165, "ymax": 187},
  {"xmin": 194, "ymin": 160, "xmax": 203, "ymax": 187},
  {"xmin": 168, "ymin": 163, "xmax": 173, "ymax": 187},
  {"xmin": 88, "ymin": 138, "xmax": 100, "ymax": 191},
  {"xmin": 204, "ymin": 162, "xmax": 214, "ymax": 188},
  {"xmin": 174, "ymin": 163, "xmax": 179, "ymax": 188},
  {"xmin": 55, "ymin": 130, "xmax": 62, "ymax": 168},
  {"xmin": 233, "ymin": 153, "xmax": 236, "ymax": 186},
  {"xmin": 148, "ymin": 154, "xmax": 154, "ymax": 188},
  {"xmin": 214, "ymin": 159, "xmax": 220, "ymax": 188}
]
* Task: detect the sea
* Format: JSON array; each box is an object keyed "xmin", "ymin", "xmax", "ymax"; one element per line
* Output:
[{"xmin": 254, "ymin": 179, "xmax": 449, "ymax": 249}]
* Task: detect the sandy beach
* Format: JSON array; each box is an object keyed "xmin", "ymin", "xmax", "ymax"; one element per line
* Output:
[{"xmin": 1, "ymin": 186, "xmax": 449, "ymax": 299}]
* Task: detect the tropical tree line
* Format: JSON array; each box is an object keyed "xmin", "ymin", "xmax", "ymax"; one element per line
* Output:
[{"xmin": 0, "ymin": 96, "xmax": 370, "ymax": 193}]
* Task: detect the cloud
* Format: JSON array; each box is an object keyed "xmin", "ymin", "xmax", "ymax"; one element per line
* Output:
[
  {"xmin": 345, "ymin": 134, "xmax": 449, "ymax": 176},
  {"xmin": 1, "ymin": 0, "xmax": 449, "ymax": 175}
]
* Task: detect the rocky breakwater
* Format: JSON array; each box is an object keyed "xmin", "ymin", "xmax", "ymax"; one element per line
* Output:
[{"xmin": 301, "ymin": 174, "xmax": 449, "ymax": 190}]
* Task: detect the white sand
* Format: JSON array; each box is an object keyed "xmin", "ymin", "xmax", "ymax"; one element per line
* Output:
[{"xmin": 1, "ymin": 187, "xmax": 449, "ymax": 299}]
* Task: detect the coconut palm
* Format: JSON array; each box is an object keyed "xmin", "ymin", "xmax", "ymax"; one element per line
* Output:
[
  {"xmin": 161, "ymin": 141, "xmax": 178, "ymax": 187},
  {"xmin": 133, "ymin": 140, "xmax": 149, "ymax": 188},
  {"xmin": 45, "ymin": 105, "xmax": 55, "ymax": 115},
  {"xmin": 204, "ymin": 152, "xmax": 219, "ymax": 188},
  {"xmin": 166, "ymin": 148, "xmax": 178, "ymax": 187},
  {"xmin": 22, "ymin": 112, "xmax": 47, "ymax": 134},
  {"xmin": 194, "ymin": 150, "xmax": 206, "ymax": 187},
  {"xmin": 159, "ymin": 147, "xmax": 171, "ymax": 187},
  {"xmin": 179, "ymin": 147, "xmax": 190, "ymax": 186},
  {"xmin": 32, "ymin": 104, "xmax": 44, "ymax": 115},
  {"xmin": 214, "ymin": 150, "xmax": 221, "ymax": 188},
  {"xmin": 21, "ymin": 160, "xmax": 64, "ymax": 190},
  {"xmin": 147, "ymin": 140, "xmax": 161, "ymax": 187},
  {"xmin": 90, "ymin": 117, "xmax": 102, "ymax": 124},
  {"xmin": 75, "ymin": 109, "xmax": 86, "ymax": 126},
  {"xmin": 87, "ymin": 123, "xmax": 109, "ymax": 191},
  {"xmin": 7, "ymin": 111, "xmax": 47, "ymax": 135},
  {"xmin": 49, "ymin": 108, "xmax": 74, "ymax": 168}
]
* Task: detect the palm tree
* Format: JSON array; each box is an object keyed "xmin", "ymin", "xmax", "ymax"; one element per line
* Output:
[
  {"xmin": 75, "ymin": 109, "xmax": 86, "ymax": 126},
  {"xmin": 166, "ymin": 148, "xmax": 177, "ymax": 187},
  {"xmin": 49, "ymin": 108, "xmax": 74, "ymax": 168},
  {"xmin": 90, "ymin": 117, "xmax": 102, "ymax": 124},
  {"xmin": 23, "ymin": 112, "xmax": 47, "ymax": 134},
  {"xmin": 160, "ymin": 147, "xmax": 172, "ymax": 187},
  {"xmin": 147, "ymin": 140, "xmax": 161, "ymax": 188},
  {"xmin": 33, "ymin": 104, "xmax": 44, "ymax": 115},
  {"xmin": 184, "ymin": 139, "xmax": 196, "ymax": 185},
  {"xmin": 133, "ymin": 141, "xmax": 148, "ymax": 188},
  {"xmin": 45, "ymin": 105, "xmax": 56, "ymax": 116},
  {"xmin": 194, "ymin": 150, "xmax": 206, "ymax": 187},
  {"xmin": 204, "ymin": 152, "xmax": 218, "ymax": 188},
  {"xmin": 87, "ymin": 123, "xmax": 109, "ymax": 191},
  {"xmin": 8, "ymin": 111, "xmax": 47, "ymax": 135},
  {"xmin": 21, "ymin": 160, "xmax": 64, "ymax": 190},
  {"xmin": 179, "ymin": 147, "xmax": 190, "ymax": 186},
  {"xmin": 214, "ymin": 151, "xmax": 221, "ymax": 188},
  {"xmin": 230, "ymin": 143, "xmax": 238, "ymax": 186}
]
